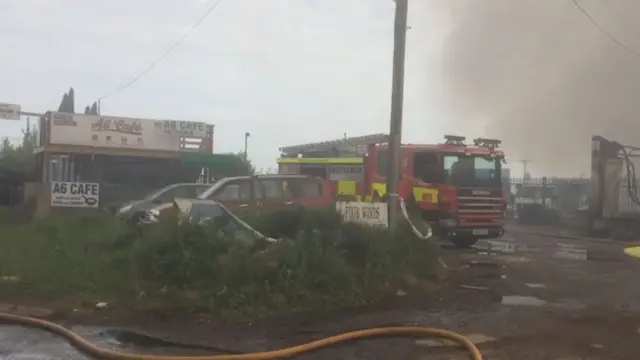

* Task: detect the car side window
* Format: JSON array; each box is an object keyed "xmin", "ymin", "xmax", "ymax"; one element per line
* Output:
[
  {"xmin": 259, "ymin": 179, "xmax": 283, "ymax": 199},
  {"xmin": 156, "ymin": 187, "xmax": 180, "ymax": 202},
  {"xmin": 172, "ymin": 186, "xmax": 196, "ymax": 199},
  {"xmin": 214, "ymin": 180, "xmax": 251, "ymax": 202},
  {"xmin": 194, "ymin": 186, "xmax": 209, "ymax": 198},
  {"xmin": 287, "ymin": 178, "xmax": 322, "ymax": 198}
]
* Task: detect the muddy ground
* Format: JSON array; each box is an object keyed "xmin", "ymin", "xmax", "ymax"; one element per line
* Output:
[{"xmin": 3, "ymin": 224, "xmax": 640, "ymax": 359}]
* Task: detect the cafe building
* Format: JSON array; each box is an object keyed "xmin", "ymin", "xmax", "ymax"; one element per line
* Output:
[{"xmin": 27, "ymin": 111, "xmax": 215, "ymax": 215}]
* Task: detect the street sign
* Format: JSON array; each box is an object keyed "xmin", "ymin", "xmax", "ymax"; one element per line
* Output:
[{"xmin": 0, "ymin": 103, "xmax": 20, "ymax": 120}]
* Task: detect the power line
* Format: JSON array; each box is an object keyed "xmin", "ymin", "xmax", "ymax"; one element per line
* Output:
[
  {"xmin": 571, "ymin": 0, "xmax": 640, "ymax": 57},
  {"xmin": 98, "ymin": 0, "xmax": 226, "ymax": 101}
]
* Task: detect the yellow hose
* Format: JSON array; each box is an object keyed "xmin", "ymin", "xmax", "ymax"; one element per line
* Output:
[{"xmin": 0, "ymin": 312, "xmax": 483, "ymax": 360}]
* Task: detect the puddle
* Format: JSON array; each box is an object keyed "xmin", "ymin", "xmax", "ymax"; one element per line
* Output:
[
  {"xmin": 554, "ymin": 243, "xmax": 587, "ymax": 261},
  {"xmin": 501, "ymin": 295, "xmax": 548, "ymax": 306},
  {"xmin": 501, "ymin": 295, "xmax": 586, "ymax": 310},
  {"xmin": 104, "ymin": 330, "xmax": 240, "ymax": 354}
]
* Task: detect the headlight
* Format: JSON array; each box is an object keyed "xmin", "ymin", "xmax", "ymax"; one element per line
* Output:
[{"xmin": 118, "ymin": 204, "xmax": 132, "ymax": 214}]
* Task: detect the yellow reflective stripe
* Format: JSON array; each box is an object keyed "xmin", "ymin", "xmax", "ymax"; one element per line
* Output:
[
  {"xmin": 371, "ymin": 183, "xmax": 387, "ymax": 197},
  {"xmin": 413, "ymin": 187, "xmax": 438, "ymax": 203},
  {"xmin": 337, "ymin": 181, "xmax": 356, "ymax": 195},
  {"xmin": 277, "ymin": 157, "xmax": 363, "ymax": 164}
]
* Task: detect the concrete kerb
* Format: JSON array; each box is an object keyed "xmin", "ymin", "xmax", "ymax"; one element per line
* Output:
[{"xmin": 507, "ymin": 229, "xmax": 640, "ymax": 247}]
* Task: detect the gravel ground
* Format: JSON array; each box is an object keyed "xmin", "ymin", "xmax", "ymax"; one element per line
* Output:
[{"xmin": 2, "ymin": 224, "xmax": 640, "ymax": 360}]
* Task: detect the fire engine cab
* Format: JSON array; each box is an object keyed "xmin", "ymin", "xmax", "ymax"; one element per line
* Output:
[{"xmin": 277, "ymin": 134, "xmax": 506, "ymax": 247}]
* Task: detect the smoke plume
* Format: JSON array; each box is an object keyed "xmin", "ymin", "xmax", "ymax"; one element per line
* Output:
[{"xmin": 421, "ymin": 0, "xmax": 640, "ymax": 176}]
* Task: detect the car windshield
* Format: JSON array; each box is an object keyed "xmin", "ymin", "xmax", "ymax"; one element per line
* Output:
[
  {"xmin": 143, "ymin": 186, "xmax": 172, "ymax": 201},
  {"xmin": 443, "ymin": 154, "xmax": 501, "ymax": 187}
]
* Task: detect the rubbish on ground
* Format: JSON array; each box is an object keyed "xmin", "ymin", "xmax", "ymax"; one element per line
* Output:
[
  {"xmin": 525, "ymin": 283, "xmax": 546, "ymax": 288},
  {"xmin": 554, "ymin": 243, "xmax": 587, "ymax": 261},
  {"xmin": 458, "ymin": 285, "xmax": 490, "ymax": 291},
  {"xmin": 501, "ymin": 295, "xmax": 548, "ymax": 306},
  {"xmin": 95, "ymin": 302, "xmax": 108, "ymax": 309}
]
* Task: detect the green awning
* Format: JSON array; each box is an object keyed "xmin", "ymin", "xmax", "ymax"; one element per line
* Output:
[{"xmin": 180, "ymin": 153, "xmax": 239, "ymax": 167}]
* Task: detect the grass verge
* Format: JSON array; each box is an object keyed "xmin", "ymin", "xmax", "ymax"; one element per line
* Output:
[{"xmin": 0, "ymin": 207, "xmax": 439, "ymax": 317}]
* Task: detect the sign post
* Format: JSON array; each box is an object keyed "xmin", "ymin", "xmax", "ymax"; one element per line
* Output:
[{"xmin": 0, "ymin": 103, "xmax": 21, "ymax": 121}]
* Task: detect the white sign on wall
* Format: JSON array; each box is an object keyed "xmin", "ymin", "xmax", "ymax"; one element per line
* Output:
[
  {"xmin": 162, "ymin": 120, "xmax": 208, "ymax": 137},
  {"xmin": 335, "ymin": 201, "xmax": 388, "ymax": 228},
  {"xmin": 48, "ymin": 113, "xmax": 210, "ymax": 151},
  {"xmin": 0, "ymin": 103, "xmax": 20, "ymax": 120},
  {"xmin": 51, "ymin": 182, "xmax": 100, "ymax": 208}
]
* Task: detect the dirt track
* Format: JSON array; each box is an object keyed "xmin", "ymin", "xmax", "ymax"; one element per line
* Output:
[{"xmin": 2, "ymin": 225, "xmax": 640, "ymax": 359}]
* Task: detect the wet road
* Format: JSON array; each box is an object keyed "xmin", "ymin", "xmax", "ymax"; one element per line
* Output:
[{"xmin": 2, "ymin": 226, "xmax": 640, "ymax": 360}]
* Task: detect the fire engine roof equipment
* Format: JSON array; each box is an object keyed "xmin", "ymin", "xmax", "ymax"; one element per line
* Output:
[
  {"xmin": 279, "ymin": 133, "xmax": 390, "ymax": 158},
  {"xmin": 443, "ymin": 135, "xmax": 466, "ymax": 146},
  {"xmin": 473, "ymin": 138, "xmax": 502, "ymax": 149}
]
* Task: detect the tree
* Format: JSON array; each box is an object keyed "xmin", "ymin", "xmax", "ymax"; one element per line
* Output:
[
  {"xmin": 90, "ymin": 101, "xmax": 98, "ymax": 115},
  {"xmin": 0, "ymin": 128, "xmax": 37, "ymax": 181},
  {"xmin": 83, "ymin": 101, "xmax": 99, "ymax": 115},
  {"xmin": 57, "ymin": 87, "xmax": 75, "ymax": 113},
  {"xmin": 235, "ymin": 152, "xmax": 255, "ymax": 176},
  {"xmin": 210, "ymin": 153, "xmax": 255, "ymax": 178}
]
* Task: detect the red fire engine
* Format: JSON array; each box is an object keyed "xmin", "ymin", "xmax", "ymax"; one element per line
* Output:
[{"xmin": 277, "ymin": 134, "xmax": 506, "ymax": 247}]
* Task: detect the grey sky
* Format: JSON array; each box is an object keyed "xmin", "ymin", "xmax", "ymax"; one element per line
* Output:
[
  {"xmin": 1, "ymin": 0, "xmax": 446, "ymax": 170},
  {"xmin": 2, "ymin": 0, "xmax": 640, "ymax": 175}
]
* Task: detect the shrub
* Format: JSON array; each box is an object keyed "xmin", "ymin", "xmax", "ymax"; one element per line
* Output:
[{"xmin": 0, "ymin": 207, "xmax": 438, "ymax": 315}]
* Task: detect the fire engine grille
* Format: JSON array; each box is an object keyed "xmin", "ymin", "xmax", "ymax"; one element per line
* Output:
[{"xmin": 456, "ymin": 188, "xmax": 503, "ymax": 215}]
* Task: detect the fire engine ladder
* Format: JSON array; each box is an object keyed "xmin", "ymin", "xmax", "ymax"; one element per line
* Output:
[{"xmin": 279, "ymin": 133, "xmax": 389, "ymax": 158}]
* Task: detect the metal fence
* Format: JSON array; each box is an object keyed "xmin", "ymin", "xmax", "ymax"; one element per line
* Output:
[{"xmin": 506, "ymin": 177, "xmax": 590, "ymax": 211}]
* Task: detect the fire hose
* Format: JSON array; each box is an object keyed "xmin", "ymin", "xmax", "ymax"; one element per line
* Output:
[{"xmin": 0, "ymin": 312, "xmax": 483, "ymax": 360}]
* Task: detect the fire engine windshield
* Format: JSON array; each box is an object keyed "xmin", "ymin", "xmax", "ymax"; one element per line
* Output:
[{"xmin": 443, "ymin": 154, "xmax": 501, "ymax": 187}]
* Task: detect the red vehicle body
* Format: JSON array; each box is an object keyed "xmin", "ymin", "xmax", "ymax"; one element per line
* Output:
[
  {"xmin": 144, "ymin": 175, "xmax": 334, "ymax": 224},
  {"xmin": 277, "ymin": 134, "xmax": 506, "ymax": 247}
]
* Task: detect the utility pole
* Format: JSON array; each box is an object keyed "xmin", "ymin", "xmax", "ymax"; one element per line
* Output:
[
  {"xmin": 515, "ymin": 159, "xmax": 531, "ymax": 178},
  {"xmin": 244, "ymin": 132, "xmax": 250, "ymax": 160},
  {"xmin": 387, "ymin": 0, "xmax": 409, "ymax": 229}
]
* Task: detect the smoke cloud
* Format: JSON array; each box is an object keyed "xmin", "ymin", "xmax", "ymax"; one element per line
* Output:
[{"xmin": 420, "ymin": 0, "xmax": 640, "ymax": 176}]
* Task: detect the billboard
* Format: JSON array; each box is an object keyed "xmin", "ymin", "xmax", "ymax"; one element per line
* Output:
[
  {"xmin": 0, "ymin": 103, "xmax": 20, "ymax": 120},
  {"xmin": 48, "ymin": 113, "xmax": 210, "ymax": 152}
]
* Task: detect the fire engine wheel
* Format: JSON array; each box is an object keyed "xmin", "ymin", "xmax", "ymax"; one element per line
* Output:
[{"xmin": 449, "ymin": 236, "xmax": 479, "ymax": 249}]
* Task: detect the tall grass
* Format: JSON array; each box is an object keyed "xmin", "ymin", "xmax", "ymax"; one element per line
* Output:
[{"xmin": 0, "ymin": 207, "xmax": 438, "ymax": 315}]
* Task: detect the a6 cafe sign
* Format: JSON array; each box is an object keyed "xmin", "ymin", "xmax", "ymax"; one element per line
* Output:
[
  {"xmin": 160, "ymin": 120, "xmax": 208, "ymax": 138},
  {"xmin": 49, "ymin": 113, "xmax": 210, "ymax": 151}
]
